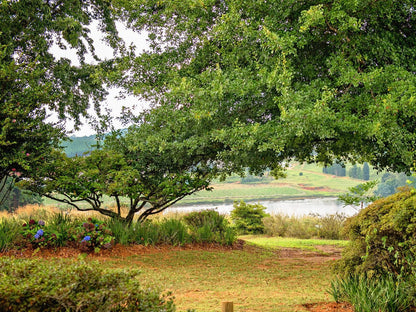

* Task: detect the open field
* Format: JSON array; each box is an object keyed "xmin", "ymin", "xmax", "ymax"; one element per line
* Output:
[
  {"xmin": 177, "ymin": 163, "xmax": 367, "ymax": 205},
  {"xmin": 2, "ymin": 239, "xmax": 346, "ymax": 312}
]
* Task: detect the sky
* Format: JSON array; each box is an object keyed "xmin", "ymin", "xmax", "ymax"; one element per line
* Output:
[{"xmin": 48, "ymin": 21, "xmax": 150, "ymax": 137}]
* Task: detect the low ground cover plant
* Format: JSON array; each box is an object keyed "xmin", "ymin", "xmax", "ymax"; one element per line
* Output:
[{"xmin": 0, "ymin": 258, "xmax": 176, "ymax": 312}]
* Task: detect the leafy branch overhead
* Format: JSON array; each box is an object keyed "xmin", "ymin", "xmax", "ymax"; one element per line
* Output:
[
  {"xmin": 116, "ymin": 0, "xmax": 416, "ymax": 173},
  {"xmin": 1, "ymin": 0, "xmax": 128, "ymax": 204}
]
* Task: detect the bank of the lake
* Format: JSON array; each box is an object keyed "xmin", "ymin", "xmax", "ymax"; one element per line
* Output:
[{"xmin": 167, "ymin": 197, "xmax": 359, "ymax": 217}]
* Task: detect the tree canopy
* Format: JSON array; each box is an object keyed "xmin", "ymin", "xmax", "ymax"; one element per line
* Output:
[
  {"xmin": 116, "ymin": 0, "xmax": 416, "ymax": 173},
  {"xmin": 0, "ymin": 0, "xmax": 125, "ymax": 204},
  {"xmin": 22, "ymin": 107, "xmax": 226, "ymax": 222}
]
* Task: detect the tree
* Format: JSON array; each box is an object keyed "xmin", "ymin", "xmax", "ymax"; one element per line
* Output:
[
  {"xmin": 362, "ymin": 162, "xmax": 370, "ymax": 181},
  {"xmin": 117, "ymin": 0, "xmax": 416, "ymax": 173},
  {"xmin": 1, "ymin": 0, "xmax": 125, "ymax": 204},
  {"xmin": 22, "ymin": 107, "xmax": 230, "ymax": 223},
  {"xmin": 0, "ymin": 177, "xmax": 42, "ymax": 212},
  {"xmin": 338, "ymin": 180, "xmax": 380, "ymax": 211}
]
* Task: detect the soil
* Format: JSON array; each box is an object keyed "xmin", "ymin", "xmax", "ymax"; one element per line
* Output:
[{"xmin": 1, "ymin": 241, "xmax": 352, "ymax": 312}]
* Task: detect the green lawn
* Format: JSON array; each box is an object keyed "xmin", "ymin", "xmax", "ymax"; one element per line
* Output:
[
  {"xmin": 240, "ymin": 235, "xmax": 349, "ymax": 252},
  {"xmin": 98, "ymin": 241, "xmax": 341, "ymax": 312}
]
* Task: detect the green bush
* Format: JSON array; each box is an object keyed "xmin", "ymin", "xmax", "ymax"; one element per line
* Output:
[
  {"xmin": 0, "ymin": 258, "xmax": 175, "ymax": 312},
  {"xmin": 329, "ymin": 274, "xmax": 414, "ymax": 312},
  {"xmin": 183, "ymin": 209, "xmax": 236, "ymax": 244},
  {"xmin": 231, "ymin": 201, "xmax": 268, "ymax": 234},
  {"xmin": 70, "ymin": 218, "xmax": 115, "ymax": 253},
  {"xmin": 159, "ymin": 218, "xmax": 190, "ymax": 246},
  {"xmin": 19, "ymin": 218, "xmax": 62, "ymax": 248},
  {"xmin": 335, "ymin": 187, "xmax": 416, "ymax": 277},
  {"xmin": 183, "ymin": 209, "xmax": 226, "ymax": 234}
]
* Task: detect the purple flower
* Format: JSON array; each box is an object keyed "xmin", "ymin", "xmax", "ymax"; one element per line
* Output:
[
  {"xmin": 82, "ymin": 235, "xmax": 91, "ymax": 242},
  {"xmin": 34, "ymin": 234, "xmax": 40, "ymax": 239},
  {"xmin": 36, "ymin": 229, "xmax": 44, "ymax": 237},
  {"xmin": 38, "ymin": 220, "xmax": 45, "ymax": 226}
]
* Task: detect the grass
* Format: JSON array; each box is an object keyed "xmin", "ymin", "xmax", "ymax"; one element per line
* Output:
[
  {"xmin": 178, "ymin": 163, "xmax": 366, "ymax": 205},
  {"xmin": 97, "ymin": 244, "xmax": 337, "ymax": 312},
  {"xmin": 12, "ymin": 242, "xmax": 337, "ymax": 311},
  {"xmin": 240, "ymin": 235, "xmax": 349, "ymax": 252},
  {"xmin": 0, "ymin": 205, "xmax": 346, "ymax": 311}
]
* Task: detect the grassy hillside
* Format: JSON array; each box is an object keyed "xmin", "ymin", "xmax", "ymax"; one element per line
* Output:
[{"xmin": 177, "ymin": 163, "xmax": 369, "ymax": 205}]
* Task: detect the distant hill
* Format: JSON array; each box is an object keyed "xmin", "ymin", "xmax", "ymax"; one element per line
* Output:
[{"xmin": 61, "ymin": 135, "xmax": 98, "ymax": 157}]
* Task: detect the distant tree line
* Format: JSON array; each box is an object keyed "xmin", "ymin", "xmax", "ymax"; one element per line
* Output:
[{"xmin": 323, "ymin": 162, "xmax": 370, "ymax": 180}]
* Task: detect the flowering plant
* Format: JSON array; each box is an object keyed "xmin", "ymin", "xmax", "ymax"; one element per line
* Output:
[
  {"xmin": 71, "ymin": 218, "xmax": 115, "ymax": 253},
  {"xmin": 20, "ymin": 219, "xmax": 58, "ymax": 248}
]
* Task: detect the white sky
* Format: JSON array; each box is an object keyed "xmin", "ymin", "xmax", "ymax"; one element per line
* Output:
[{"xmin": 48, "ymin": 21, "xmax": 150, "ymax": 137}]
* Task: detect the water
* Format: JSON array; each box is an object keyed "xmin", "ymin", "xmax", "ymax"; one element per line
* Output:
[{"xmin": 166, "ymin": 197, "xmax": 359, "ymax": 216}]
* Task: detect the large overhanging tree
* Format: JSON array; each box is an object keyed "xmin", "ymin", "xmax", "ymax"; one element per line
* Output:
[
  {"xmin": 0, "ymin": 0, "xmax": 126, "ymax": 205},
  {"xmin": 114, "ymin": 0, "xmax": 416, "ymax": 173}
]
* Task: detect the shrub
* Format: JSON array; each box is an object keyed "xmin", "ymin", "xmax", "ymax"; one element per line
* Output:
[
  {"xmin": 329, "ymin": 274, "xmax": 414, "ymax": 312},
  {"xmin": 71, "ymin": 218, "xmax": 115, "ymax": 253},
  {"xmin": 132, "ymin": 220, "xmax": 162, "ymax": 245},
  {"xmin": 108, "ymin": 218, "xmax": 136, "ymax": 246},
  {"xmin": 183, "ymin": 209, "xmax": 226, "ymax": 234},
  {"xmin": 183, "ymin": 209, "xmax": 236, "ymax": 244},
  {"xmin": 19, "ymin": 218, "xmax": 61, "ymax": 248},
  {"xmin": 231, "ymin": 201, "xmax": 269, "ymax": 234},
  {"xmin": 334, "ymin": 187, "xmax": 416, "ymax": 278},
  {"xmin": 47, "ymin": 212, "xmax": 77, "ymax": 247},
  {"xmin": 158, "ymin": 218, "xmax": 190, "ymax": 246},
  {"xmin": 0, "ymin": 258, "xmax": 176, "ymax": 312}
]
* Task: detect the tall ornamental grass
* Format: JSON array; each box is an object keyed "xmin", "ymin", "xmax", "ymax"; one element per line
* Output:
[{"xmin": 329, "ymin": 274, "xmax": 414, "ymax": 312}]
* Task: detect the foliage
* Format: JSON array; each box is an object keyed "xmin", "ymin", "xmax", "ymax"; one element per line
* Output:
[
  {"xmin": 0, "ymin": 0, "xmax": 126, "ymax": 201},
  {"xmin": 0, "ymin": 218, "xmax": 20, "ymax": 252},
  {"xmin": 323, "ymin": 163, "xmax": 346, "ymax": 177},
  {"xmin": 329, "ymin": 274, "xmax": 414, "ymax": 312},
  {"xmin": 263, "ymin": 213, "xmax": 347, "ymax": 240},
  {"xmin": 0, "ymin": 258, "xmax": 176, "ymax": 312},
  {"xmin": 71, "ymin": 218, "xmax": 115, "ymax": 253},
  {"xmin": 231, "ymin": 201, "xmax": 269, "ymax": 234},
  {"xmin": 22, "ymin": 119, "xmax": 224, "ymax": 223},
  {"xmin": 183, "ymin": 209, "xmax": 236, "ymax": 245},
  {"xmin": 116, "ymin": 0, "xmax": 416, "ymax": 175},
  {"xmin": 362, "ymin": 162, "xmax": 370, "ymax": 181},
  {"xmin": 375, "ymin": 172, "xmax": 416, "ymax": 197},
  {"xmin": 335, "ymin": 187, "xmax": 416, "ymax": 277},
  {"xmin": 338, "ymin": 180, "xmax": 380, "ymax": 210},
  {"xmin": 19, "ymin": 218, "xmax": 60, "ymax": 249},
  {"xmin": 0, "ymin": 177, "xmax": 42, "ymax": 212}
]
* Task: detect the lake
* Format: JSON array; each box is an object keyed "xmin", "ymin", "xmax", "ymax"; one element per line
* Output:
[{"xmin": 166, "ymin": 197, "xmax": 360, "ymax": 217}]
